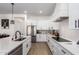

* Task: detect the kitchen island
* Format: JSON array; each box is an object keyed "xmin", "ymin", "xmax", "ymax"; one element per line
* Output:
[{"xmin": 0, "ymin": 36, "xmax": 31, "ymax": 55}]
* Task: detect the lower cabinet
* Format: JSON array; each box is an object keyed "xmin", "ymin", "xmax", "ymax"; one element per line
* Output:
[
  {"xmin": 8, "ymin": 44, "xmax": 22, "ymax": 55},
  {"xmin": 8, "ymin": 37, "xmax": 31, "ymax": 55},
  {"xmin": 55, "ymin": 45, "xmax": 73, "ymax": 55},
  {"xmin": 47, "ymin": 36, "xmax": 54, "ymax": 54},
  {"xmin": 47, "ymin": 34, "xmax": 72, "ymax": 55},
  {"xmin": 53, "ymin": 45, "xmax": 65, "ymax": 55},
  {"xmin": 36, "ymin": 34, "xmax": 47, "ymax": 42},
  {"xmin": 23, "ymin": 37, "xmax": 31, "ymax": 55}
]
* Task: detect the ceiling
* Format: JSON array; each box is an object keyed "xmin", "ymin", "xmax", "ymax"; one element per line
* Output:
[{"xmin": 0, "ymin": 3, "xmax": 56, "ymax": 16}]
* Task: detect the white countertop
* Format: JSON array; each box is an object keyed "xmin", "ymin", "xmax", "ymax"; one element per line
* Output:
[
  {"xmin": 58, "ymin": 42, "xmax": 79, "ymax": 55},
  {"xmin": 48, "ymin": 33, "xmax": 79, "ymax": 55},
  {"xmin": 0, "ymin": 36, "xmax": 30, "ymax": 55}
]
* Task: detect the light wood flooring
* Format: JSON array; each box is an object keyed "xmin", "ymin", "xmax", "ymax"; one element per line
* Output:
[{"xmin": 28, "ymin": 42, "xmax": 52, "ymax": 55}]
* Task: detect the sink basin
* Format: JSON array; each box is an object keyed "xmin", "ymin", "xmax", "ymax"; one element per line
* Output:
[
  {"xmin": 14, "ymin": 37, "xmax": 26, "ymax": 41},
  {"xmin": 0, "ymin": 34, "xmax": 10, "ymax": 38}
]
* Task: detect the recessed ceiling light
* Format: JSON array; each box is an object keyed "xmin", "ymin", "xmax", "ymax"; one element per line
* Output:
[{"xmin": 40, "ymin": 10, "xmax": 43, "ymax": 14}]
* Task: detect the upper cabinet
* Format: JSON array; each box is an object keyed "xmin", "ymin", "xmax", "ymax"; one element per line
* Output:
[
  {"xmin": 37, "ymin": 21, "xmax": 49, "ymax": 30},
  {"xmin": 69, "ymin": 4, "xmax": 79, "ymax": 29},
  {"xmin": 52, "ymin": 3, "xmax": 69, "ymax": 22}
]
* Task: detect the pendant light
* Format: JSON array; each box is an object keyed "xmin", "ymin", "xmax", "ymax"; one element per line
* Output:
[{"xmin": 11, "ymin": 3, "xmax": 15, "ymax": 24}]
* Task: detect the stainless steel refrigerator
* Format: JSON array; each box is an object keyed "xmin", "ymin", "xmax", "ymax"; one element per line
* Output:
[{"xmin": 27, "ymin": 25, "xmax": 37, "ymax": 43}]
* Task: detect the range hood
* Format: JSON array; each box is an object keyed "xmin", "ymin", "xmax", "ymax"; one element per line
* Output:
[{"xmin": 54, "ymin": 16, "xmax": 69, "ymax": 22}]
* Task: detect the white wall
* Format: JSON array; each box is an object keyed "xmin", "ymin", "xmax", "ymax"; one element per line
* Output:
[
  {"xmin": 14, "ymin": 14, "xmax": 26, "ymax": 35},
  {"xmin": 0, "ymin": 14, "xmax": 26, "ymax": 36},
  {"xmin": 14, "ymin": 17, "xmax": 25, "ymax": 35},
  {"xmin": 0, "ymin": 14, "xmax": 14, "ymax": 36},
  {"xmin": 59, "ymin": 19, "xmax": 79, "ymax": 41}
]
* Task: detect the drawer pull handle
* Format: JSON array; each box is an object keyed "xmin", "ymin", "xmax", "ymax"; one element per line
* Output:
[{"xmin": 61, "ymin": 50, "xmax": 66, "ymax": 54}]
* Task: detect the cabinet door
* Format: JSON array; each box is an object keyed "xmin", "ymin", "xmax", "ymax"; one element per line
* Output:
[
  {"xmin": 47, "ymin": 37, "xmax": 54, "ymax": 52},
  {"xmin": 59, "ymin": 45, "xmax": 73, "ymax": 55},
  {"xmin": 47, "ymin": 35, "xmax": 72, "ymax": 55},
  {"xmin": 36, "ymin": 34, "xmax": 41, "ymax": 42},
  {"xmin": 69, "ymin": 4, "xmax": 79, "ymax": 29},
  {"xmin": 41, "ymin": 34, "xmax": 47, "ymax": 42},
  {"xmin": 37, "ymin": 34, "xmax": 47, "ymax": 42},
  {"xmin": 23, "ymin": 38, "xmax": 31, "ymax": 55},
  {"xmin": 53, "ymin": 43, "xmax": 72, "ymax": 55},
  {"xmin": 23, "ymin": 42, "xmax": 28, "ymax": 55}
]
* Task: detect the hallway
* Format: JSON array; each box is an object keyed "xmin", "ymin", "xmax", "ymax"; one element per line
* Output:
[{"xmin": 28, "ymin": 43, "xmax": 52, "ymax": 55}]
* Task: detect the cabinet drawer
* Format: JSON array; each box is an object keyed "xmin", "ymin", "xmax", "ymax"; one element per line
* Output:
[
  {"xmin": 47, "ymin": 35, "xmax": 72, "ymax": 55},
  {"xmin": 61, "ymin": 48, "xmax": 72, "ymax": 55},
  {"xmin": 57, "ymin": 44, "xmax": 73, "ymax": 55}
]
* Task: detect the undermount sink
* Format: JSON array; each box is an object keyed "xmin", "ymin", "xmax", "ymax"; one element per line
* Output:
[
  {"xmin": 13, "ymin": 37, "xmax": 26, "ymax": 41},
  {"xmin": 0, "ymin": 34, "xmax": 10, "ymax": 38}
]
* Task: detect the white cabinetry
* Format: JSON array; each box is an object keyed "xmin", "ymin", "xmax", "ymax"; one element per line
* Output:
[
  {"xmin": 69, "ymin": 4, "xmax": 79, "ymax": 29},
  {"xmin": 47, "ymin": 34, "xmax": 72, "ymax": 55},
  {"xmin": 53, "ymin": 45, "xmax": 64, "ymax": 55},
  {"xmin": 14, "ymin": 17, "xmax": 25, "ymax": 35},
  {"xmin": 23, "ymin": 36, "xmax": 31, "ymax": 55},
  {"xmin": 52, "ymin": 41, "xmax": 72, "ymax": 55},
  {"xmin": 36, "ymin": 34, "xmax": 40, "ymax": 42},
  {"xmin": 37, "ymin": 21, "xmax": 48, "ymax": 30},
  {"xmin": 52, "ymin": 3, "xmax": 68, "ymax": 21},
  {"xmin": 36, "ymin": 34, "xmax": 47, "ymax": 42},
  {"xmin": 57, "ymin": 45, "xmax": 72, "ymax": 55},
  {"xmin": 47, "ymin": 35, "xmax": 54, "ymax": 54}
]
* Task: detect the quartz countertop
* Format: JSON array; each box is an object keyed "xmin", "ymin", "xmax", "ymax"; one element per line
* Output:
[
  {"xmin": 58, "ymin": 42, "xmax": 79, "ymax": 55},
  {"xmin": 48, "ymin": 33, "xmax": 79, "ymax": 55},
  {"xmin": 0, "ymin": 36, "xmax": 30, "ymax": 55}
]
